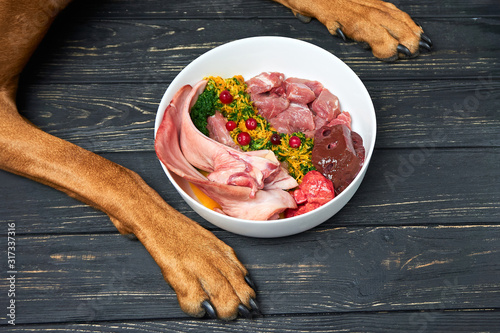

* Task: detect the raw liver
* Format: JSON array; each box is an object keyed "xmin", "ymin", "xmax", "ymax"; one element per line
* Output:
[{"xmin": 312, "ymin": 124, "xmax": 364, "ymax": 194}]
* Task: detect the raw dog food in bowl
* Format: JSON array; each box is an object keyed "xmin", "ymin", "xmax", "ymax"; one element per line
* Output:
[{"xmin": 154, "ymin": 37, "xmax": 376, "ymax": 238}]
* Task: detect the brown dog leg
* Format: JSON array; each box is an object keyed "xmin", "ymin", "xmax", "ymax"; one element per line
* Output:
[
  {"xmin": 0, "ymin": 0, "xmax": 256, "ymax": 320},
  {"xmin": 273, "ymin": 0, "xmax": 432, "ymax": 61}
]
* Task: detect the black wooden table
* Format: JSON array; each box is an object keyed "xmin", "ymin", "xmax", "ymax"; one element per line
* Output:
[{"xmin": 1, "ymin": 0, "xmax": 499, "ymax": 331}]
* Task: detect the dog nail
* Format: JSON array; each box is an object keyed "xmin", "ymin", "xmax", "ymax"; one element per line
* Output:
[
  {"xmin": 201, "ymin": 300, "xmax": 217, "ymax": 319},
  {"xmin": 420, "ymin": 33, "xmax": 433, "ymax": 47},
  {"xmin": 397, "ymin": 44, "xmax": 412, "ymax": 57},
  {"xmin": 295, "ymin": 13, "xmax": 312, "ymax": 23},
  {"xmin": 238, "ymin": 304, "xmax": 252, "ymax": 319},
  {"xmin": 336, "ymin": 28, "xmax": 347, "ymax": 41},
  {"xmin": 249, "ymin": 298, "xmax": 261, "ymax": 314},
  {"xmin": 419, "ymin": 40, "xmax": 432, "ymax": 51},
  {"xmin": 244, "ymin": 275, "xmax": 256, "ymax": 289}
]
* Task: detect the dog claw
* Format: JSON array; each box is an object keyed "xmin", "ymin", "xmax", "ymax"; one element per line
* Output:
[
  {"xmin": 336, "ymin": 28, "xmax": 347, "ymax": 42},
  {"xmin": 420, "ymin": 33, "xmax": 433, "ymax": 47},
  {"xmin": 201, "ymin": 300, "xmax": 217, "ymax": 319},
  {"xmin": 249, "ymin": 298, "xmax": 261, "ymax": 315},
  {"xmin": 396, "ymin": 44, "xmax": 412, "ymax": 57},
  {"xmin": 238, "ymin": 304, "xmax": 252, "ymax": 319},
  {"xmin": 244, "ymin": 275, "xmax": 256, "ymax": 289},
  {"xmin": 419, "ymin": 40, "xmax": 432, "ymax": 51}
]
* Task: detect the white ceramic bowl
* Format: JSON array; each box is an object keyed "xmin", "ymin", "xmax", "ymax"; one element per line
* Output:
[{"xmin": 155, "ymin": 36, "xmax": 376, "ymax": 238}]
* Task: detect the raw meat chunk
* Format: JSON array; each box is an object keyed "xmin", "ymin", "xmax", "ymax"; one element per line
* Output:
[
  {"xmin": 284, "ymin": 81, "xmax": 316, "ymax": 104},
  {"xmin": 284, "ymin": 77, "xmax": 324, "ymax": 96},
  {"xmin": 311, "ymin": 88, "xmax": 341, "ymax": 122},
  {"xmin": 284, "ymin": 170, "xmax": 335, "ymax": 218},
  {"xmin": 250, "ymin": 92, "xmax": 289, "ymax": 119},
  {"xmin": 312, "ymin": 124, "xmax": 363, "ymax": 194},
  {"xmin": 207, "ymin": 111, "xmax": 240, "ymax": 149},
  {"xmin": 327, "ymin": 111, "xmax": 352, "ymax": 130},
  {"xmin": 268, "ymin": 103, "xmax": 315, "ymax": 134},
  {"xmin": 293, "ymin": 170, "xmax": 335, "ymax": 205},
  {"xmin": 246, "ymin": 72, "xmax": 285, "ymax": 94}
]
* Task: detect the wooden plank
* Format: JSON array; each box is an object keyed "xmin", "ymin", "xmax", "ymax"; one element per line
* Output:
[
  {"xmin": 1, "ymin": 148, "xmax": 498, "ymax": 234},
  {"xmin": 4, "ymin": 310, "xmax": 500, "ymax": 332},
  {"xmin": 16, "ymin": 80, "xmax": 500, "ymax": 152},
  {"xmin": 61, "ymin": 0, "xmax": 500, "ymax": 19},
  {"xmin": 22, "ymin": 18, "xmax": 500, "ymax": 84},
  {"xmin": 0, "ymin": 225, "xmax": 498, "ymax": 324}
]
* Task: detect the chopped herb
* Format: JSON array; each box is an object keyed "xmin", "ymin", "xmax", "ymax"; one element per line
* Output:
[{"xmin": 190, "ymin": 88, "xmax": 217, "ymax": 136}]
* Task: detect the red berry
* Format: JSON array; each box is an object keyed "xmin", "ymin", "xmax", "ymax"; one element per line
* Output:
[
  {"xmin": 270, "ymin": 133, "xmax": 281, "ymax": 145},
  {"xmin": 219, "ymin": 90, "xmax": 233, "ymax": 104},
  {"xmin": 225, "ymin": 120, "xmax": 237, "ymax": 131},
  {"xmin": 245, "ymin": 118, "xmax": 257, "ymax": 130},
  {"xmin": 237, "ymin": 132, "xmax": 251, "ymax": 146},
  {"xmin": 289, "ymin": 135, "xmax": 301, "ymax": 148}
]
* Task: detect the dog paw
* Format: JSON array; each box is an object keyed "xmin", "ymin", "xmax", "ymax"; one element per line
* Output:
[
  {"xmin": 284, "ymin": 0, "xmax": 432, "ymax": 61},
  {"xmin": 134, "ymin": 211, "xmax": 259, "ymax": 320}
]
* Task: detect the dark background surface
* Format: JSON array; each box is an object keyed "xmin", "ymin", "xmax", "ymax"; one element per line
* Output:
[{"xmin": 1, "ymin": 0, "xmax": 499, "ymax": 331}]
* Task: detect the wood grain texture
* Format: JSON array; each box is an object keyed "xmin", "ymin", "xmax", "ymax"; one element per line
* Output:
[
  {"xmin": 21, "ymin": 18, "xmax": 500, "ymax": 84},
  {"xmin": 1, "ymin": 225, "xmax": 499, "ymax": 324},
  {"xmin": 56, "ymin": 0, "xmax": 500, "ymax": 19},
  {"xmin": 4, "ymin": 311, "xmax": 500, "ymax": 333},
  {"xmin": 1, "ymin": 0, "xmax": 499, "ymax": 331}
]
